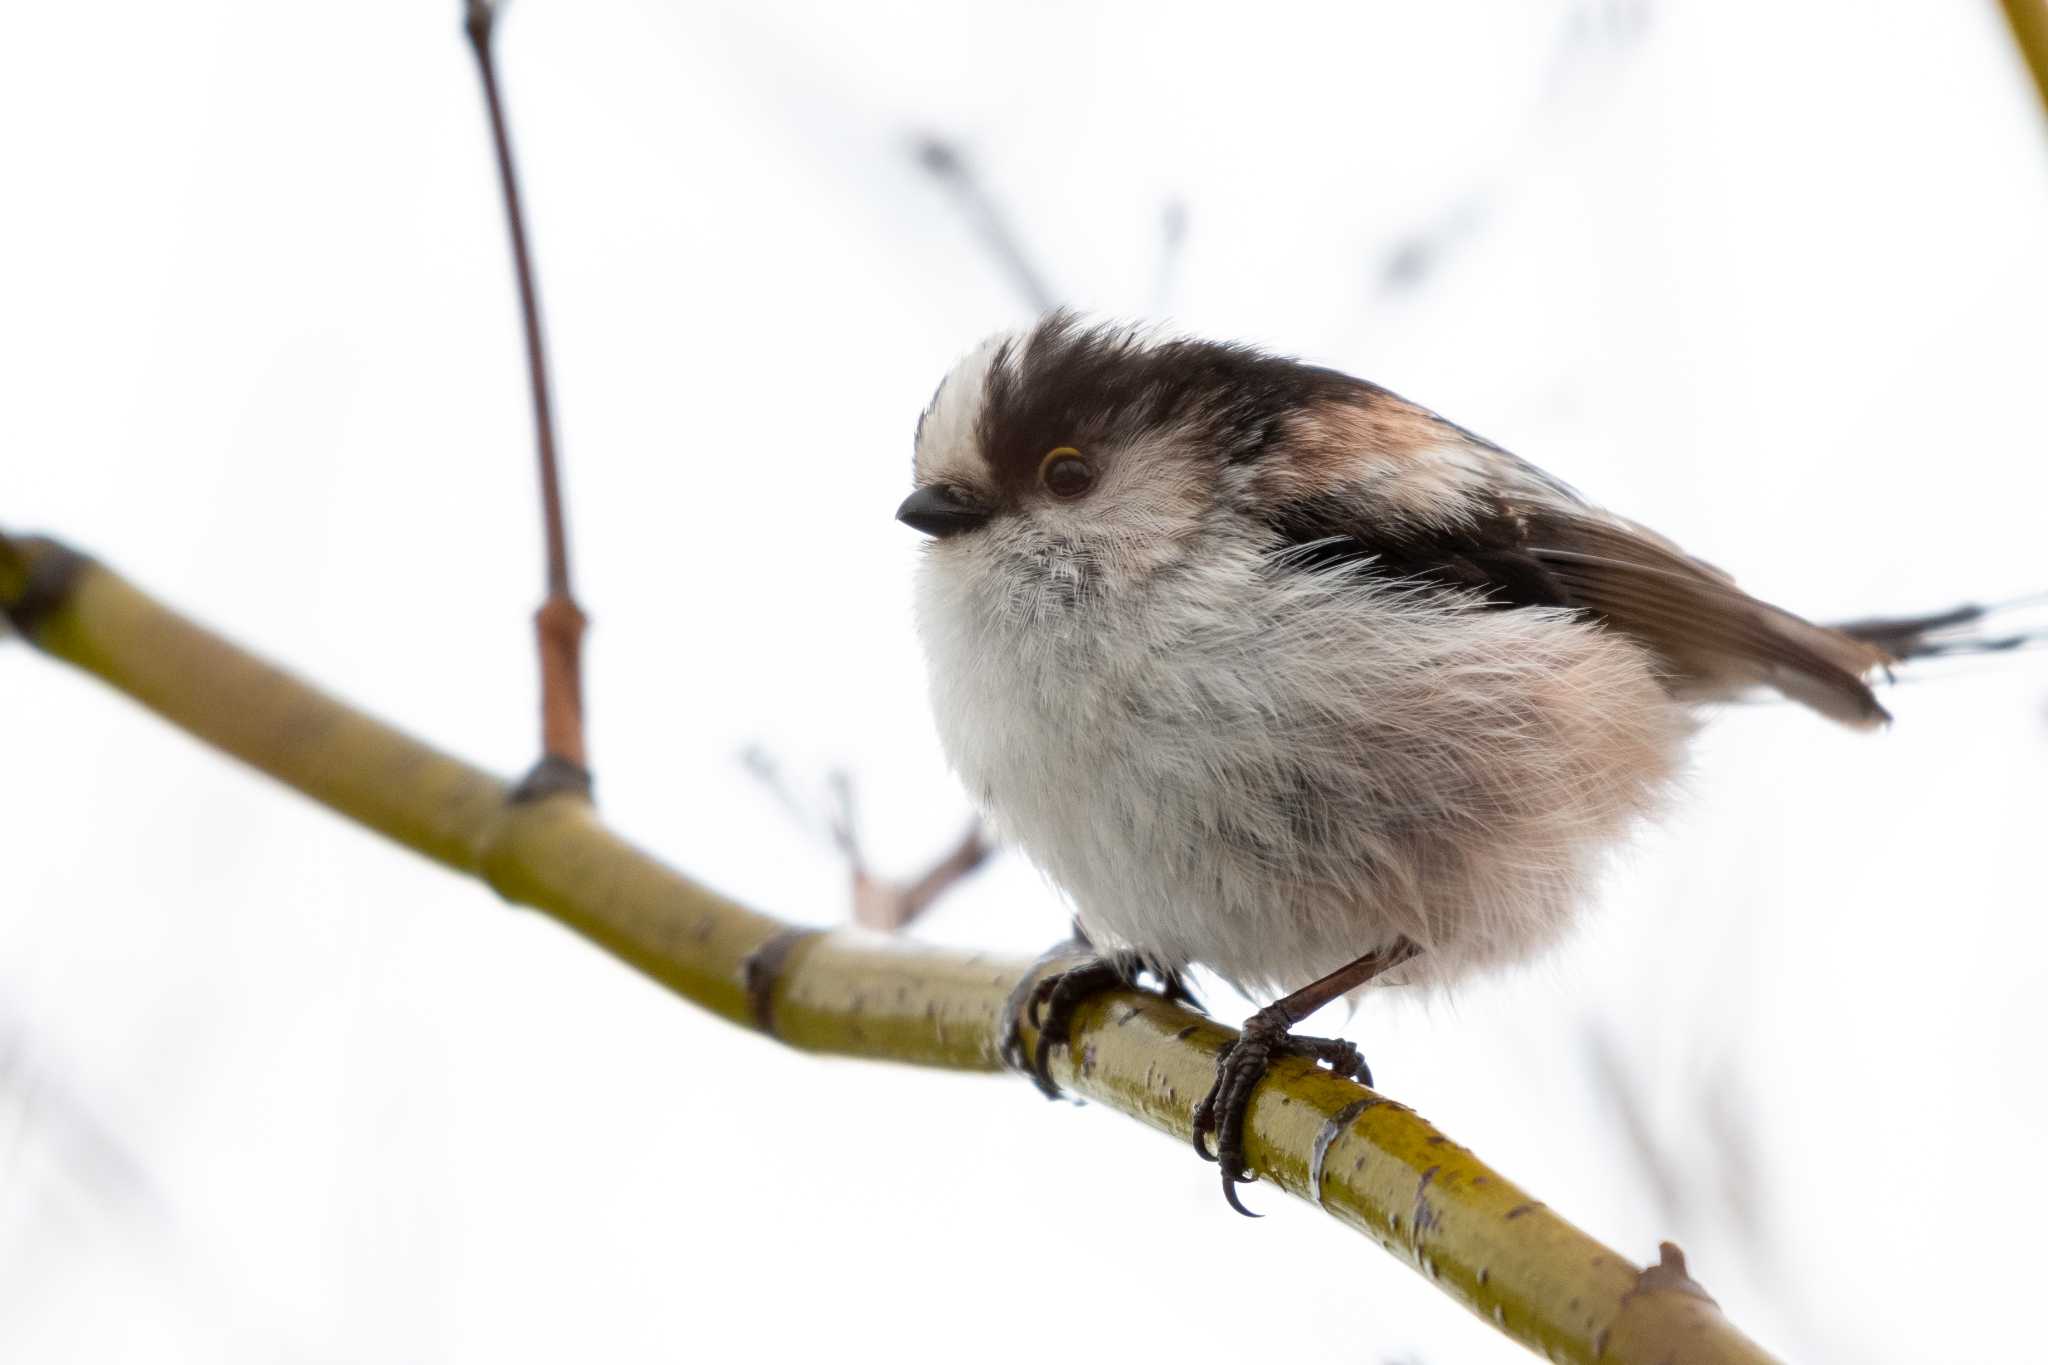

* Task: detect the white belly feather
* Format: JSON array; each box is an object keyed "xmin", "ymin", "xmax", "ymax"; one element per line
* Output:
[{"xmin": 915, "ymin": 540, "xmax": 1689, "ymax": 999}]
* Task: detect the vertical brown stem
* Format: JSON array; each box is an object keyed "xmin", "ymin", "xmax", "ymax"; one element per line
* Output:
[{"xmin": 463, "ymin": 1, "xmax": 591, "ymax": 799}]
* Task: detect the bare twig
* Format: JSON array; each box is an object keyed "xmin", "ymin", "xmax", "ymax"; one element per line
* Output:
[
  {"xmin": 0, "ymin": 999, "xmax": 168, "ymax": 1226},
  {"xmin": 737, "ymin": 746, "xmax": 833, "ymax": 843},
  {"xmin": 1583, "ymin": 1022, "xmax": 1689, "ymax": 1229},
  {"xmin": 1337, "ymin": 1, "xmax": 1652, "ymax": 341},
  {"xmin": 854, "ymin": 820, "xmax": 991, "ymax": 932},
  {"xmin": 464, "ymin": 0, "xmax": 591, "ymax": 800},
  {"xmin": 741, "ymin": 748, "xmax": 993, "ymax": 931},
  {"xmin": 825, "ymin": 769, "xmax": 993, "ymax": 930},
  {"xmin": 913, "ymin": 136, "xmax": 1058, "ymax": 313},
  {"xmin": 822, "ymin": 769, "xmax": 862, "ymax": 863},
  {"xmin": 1700, "ymin": 1061, "xmax": 1768, "ymax": 1253}
]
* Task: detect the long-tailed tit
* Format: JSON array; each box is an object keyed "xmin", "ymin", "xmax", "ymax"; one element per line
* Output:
[{"xmin": 897, "ymin": 313, "xmax": 2035, "ymax": 1213}]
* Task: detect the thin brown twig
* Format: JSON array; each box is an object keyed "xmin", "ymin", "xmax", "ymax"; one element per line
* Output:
[
  {"xmin": 741, "ymin": 748, "xmax": 994, "ymax": 931},
  {"xmin": 464, "ymin": 0, "xmax": 591, "ymax": 798},
  {"xmin": 822, "ymin": 768, "xmax": 997, "ymax": 930},
  {"xmin": 854, "ymin": 820, "xmax": 992, "ymax": 932}
]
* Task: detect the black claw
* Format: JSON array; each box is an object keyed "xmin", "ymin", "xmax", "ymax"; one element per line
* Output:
[
  {"xmin": 1005, "ymin": 1001, "xmax": 1062, "ymax": 1100},
  {"xmin": 1029, "ymin": 1031, "xmax": 1063, "ymax": 1100},
  {"xmin": 1192, "ymin": 1009, "xmax": 1377, "ymax": 1215},
  {"xmin": 1157, "ymin": 967, "xmax": 1204, "ymax": 1014},
  {"xmin": 996, "ymin": 970, "xmax": 1045, "ymax": 1084},
  {"xmin": 999, "ymin": 1035, "xmax": 1036, "ymax": 1086},
  {"xmin": 1190, "ymin": 1037, "xmax": 1237, "ymax": 1162},
  {"xmin": 1003, "ymin": 948, "xmax": 1199, "ymax": 1101},
  {"xmin": 1220, "ymin": 1173, "xmax": 1262, "ymax": 1218}
]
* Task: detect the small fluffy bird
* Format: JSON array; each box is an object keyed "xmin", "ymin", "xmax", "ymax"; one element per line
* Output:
[{"xmin": 897, "ymin": 313, "xmax": 2031, "ymax": 1213}]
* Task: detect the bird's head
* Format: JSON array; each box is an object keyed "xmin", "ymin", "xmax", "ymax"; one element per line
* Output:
[{"xmin": 899, "ymin": 313, "xmax": 1389, "ymax": 605}]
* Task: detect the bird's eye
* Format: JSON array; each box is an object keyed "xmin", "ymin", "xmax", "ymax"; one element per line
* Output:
[{"xmin": 1039, "ymin": 447, "xmax": 1094, "ymax": 498}]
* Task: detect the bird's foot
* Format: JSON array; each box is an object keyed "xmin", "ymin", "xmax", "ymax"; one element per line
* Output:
[
  {"xmin": 999, "ymin": 947, "xmax": 1199, "ymax": 1100},
  {"xmin": 1192, "ymin": 1005, "xmax": 1374, "ymax": 1217}
]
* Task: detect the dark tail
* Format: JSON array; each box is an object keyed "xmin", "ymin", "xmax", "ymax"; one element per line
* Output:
[{"xmin": 1831, "ymin": 592, "xmax": 2048, "ymax": 665}]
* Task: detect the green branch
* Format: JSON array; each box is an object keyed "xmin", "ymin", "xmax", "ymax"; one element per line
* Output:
[
  {"xmin": 1, "ymin": 528, "xmax": 1779, "ymax": 1365},
  {"xmin": 2003, "ymin": 0, "xmax": 2048, "ymax": 124}
]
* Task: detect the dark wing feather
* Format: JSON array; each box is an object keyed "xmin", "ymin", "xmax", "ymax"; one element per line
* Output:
[
  {"xmin": 1262, "ymin": 489, "xmax": 1893, "ymax": 728},
  {"xmin": 1523, "ymin": 512, "xmax": 1892, "ymax": 726}
]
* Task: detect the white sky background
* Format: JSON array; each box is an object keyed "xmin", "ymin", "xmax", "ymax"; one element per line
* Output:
[{"xmin": 3, "ymin": 1, "xmax": 2046, "ymax": 1361}]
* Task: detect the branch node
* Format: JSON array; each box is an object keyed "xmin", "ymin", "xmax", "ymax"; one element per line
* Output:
[
  {"xmin": 462, "ymin": 0, "xmax": 494, "ymax": 47},
  {"xmin": 510, "ymin": 753, "xmax": 593, "ymax": 805},
  {"xmin": 533, "ymin": 593, "xmax": 589, "ymax": 772},
  {"xmin": 0, "ymin": 536, "xmax": 90, "ymax": 641},
  {"xmin": 1308, "ymin": 1096, "xmax": 1377, "ymax": 1208},
  {"xmin": 743, "ymin": 928, "xmax": 819, "ymax": 1037},
  {"xmin": 1628, "ymin": 1240, "xmax": 1717, "ymax": 1306}
]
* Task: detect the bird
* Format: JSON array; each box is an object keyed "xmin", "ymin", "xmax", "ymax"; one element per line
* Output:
[{"xmin": 895, "ymin": 312, "xmax": 2037, "ymax": 1214}]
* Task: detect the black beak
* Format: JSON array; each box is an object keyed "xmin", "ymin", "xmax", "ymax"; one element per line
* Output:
[{"xmin": 895, "ymin": 485, "xmax": 990, "ymax": 539}]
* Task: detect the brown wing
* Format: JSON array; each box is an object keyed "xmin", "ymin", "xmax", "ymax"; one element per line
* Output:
[
  {"xmin": 1519, "ymin": 509, "xmax": 1893, "ymax": 727},
  {"xmin": 1262, "ymin": 488, "xmax": 1894, "ymax": 728}
]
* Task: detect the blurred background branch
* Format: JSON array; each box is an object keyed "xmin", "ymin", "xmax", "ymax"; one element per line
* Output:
[
  {"xmin": 912, "ymin": 135, "xmax": 1059, "ymax": 313},
  {"xmin": 740, "ymin": 747, "xmax": 991, "ymax": 930}
]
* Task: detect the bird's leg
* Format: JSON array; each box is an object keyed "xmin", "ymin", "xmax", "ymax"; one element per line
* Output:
[
  {"xmin": 999, "ymin": 927, "xmax": 1200, "ymax": 1100},
  {"xmin": 1193, "ymin": 939, "xmax": 1418, "ymax": 1217}
]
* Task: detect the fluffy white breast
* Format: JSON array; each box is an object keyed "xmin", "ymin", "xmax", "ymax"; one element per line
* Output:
[{"xmin": 914, "ymin": 529, "xmax": 1693, "ymax": 1000}]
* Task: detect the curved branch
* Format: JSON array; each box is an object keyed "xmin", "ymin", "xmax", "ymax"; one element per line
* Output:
[
  {"xmin": 2003, "ymin": 0, "xmax": 2048, "ymax": 124},
  {"xmin": 0, "ymin": 529, "xmax": 1779, "ymax": 1365}
]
